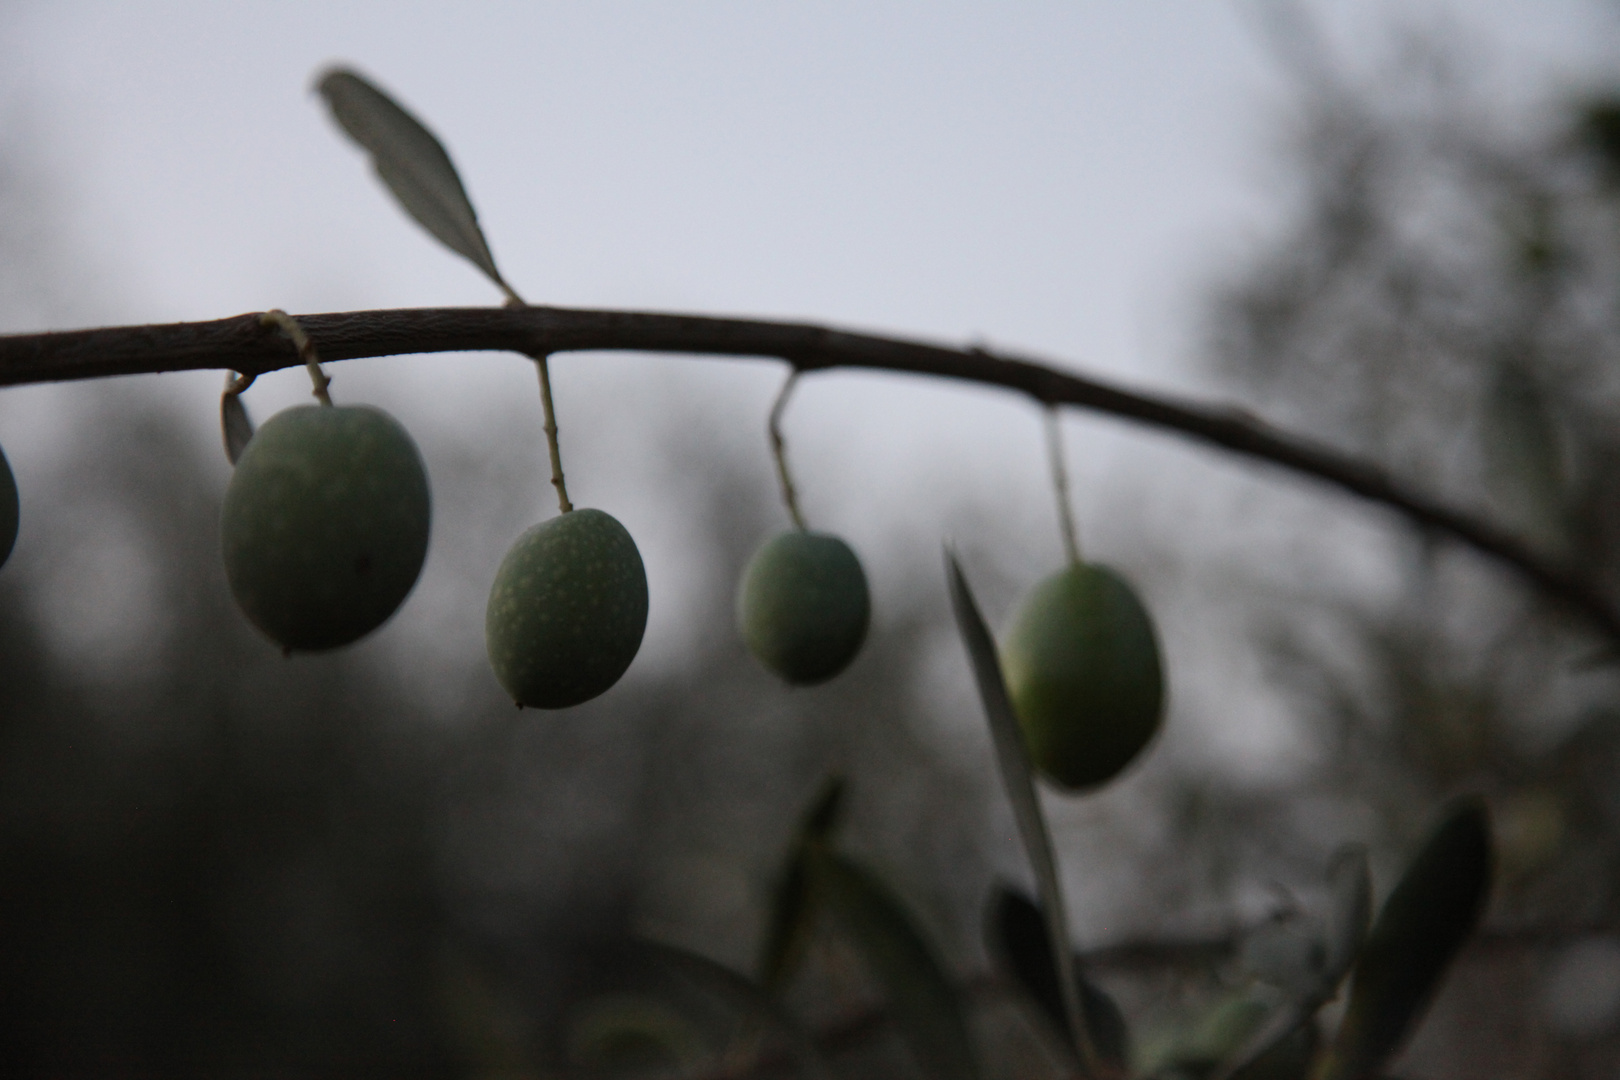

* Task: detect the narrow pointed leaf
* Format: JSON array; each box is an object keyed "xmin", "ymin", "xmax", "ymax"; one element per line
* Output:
[
  {"xmin": 634, "ymin": 938, "xmax": 832, "ymax": 1080},
  {"xmin": 317, "ymin": 67, "xmax": 509, "ymax": 292},
  {"xmin": 801, "ymin": 776, "xmax": 846, "ymax": 841},
  {"xmin": 986, "ymin": 885, "xmax": 1129, "ymax": 1071},
  {"xmin": 1214, "ymin": 845, "xmax": 1370, "ymax": 1080},
  {"xmin": 809, "ymin": 847, "xmax": 980, "ymax": 1080},
  {"xmin": 1483, "ymin": 362, "xmax": 1568, "ymax": 551},
  {"xmin": 946, "ymin": 549, "xmax": 1098, "ymax": 1074},
  {"xmin": 1150, "ymin": 991, "xmax": 1317, "ymax": 1080},
  {"xmin": 221, "ymin": 388, "xmax": 253, "ymax": 466},
  {"xmin": 1210, "ymin": 999, "xmax": 1315, "ymax": 1080},
  {"xmin": 1143, "ymin": 993, "xmax": 1263, "ymax": 1077},
  {"xmin": 1322, "ymin": 843, "xmax": 1372, "ymax": 980},
  {"xmin": 759, "ymin": 778, "xmax": 846, "ymax": 989},
  {"xmin": 1240, "ymin": 916, "xmax": 1326, "ymax": 998},
  {"xmin": 567, "ymin": 993, "xmax": 707, "ymax": 1074},
  {"xmin": 1318, "ymin": 797, "xmax": 1492, "ymax": 1080}
]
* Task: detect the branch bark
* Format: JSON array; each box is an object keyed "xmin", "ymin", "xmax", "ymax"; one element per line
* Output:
[{"xmin": 1, "ymin": 304, "xmax": 1613, "ymax": 640}]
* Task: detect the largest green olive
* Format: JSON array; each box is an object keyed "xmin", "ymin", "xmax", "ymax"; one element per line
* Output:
[
  {"xmin": 0, "ymin": 442, "xmax": 16, "ymax": 571},
  {"xmin": 1000, "ymin": 562, "xmax": 1164, "ymax": 791},
  {"xmin": 485, "ymin": 508, "xmax": 649, "ymax": 709},
  {"xmin": 221, "ymin": 404, "xmax": 431, "ymax": 652}
]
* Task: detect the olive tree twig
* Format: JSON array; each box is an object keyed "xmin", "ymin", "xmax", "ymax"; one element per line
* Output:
[
  {"xmin": 1, "ymin": 303, "xmax": 1613, "ymax": 641},
  {"xmin": 1045, "ymin": 405, "xmax": 1082, "ymax": 566},
  {"xmin": 767, "ymin": 369, "xmax": 807, "ymax": 531},
  {"xmin": 258, "ymin": 309, "xmax": 331, "ymax": 405}
]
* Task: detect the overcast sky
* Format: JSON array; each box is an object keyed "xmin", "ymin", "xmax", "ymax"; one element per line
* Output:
[
  {"xmin": 0, "ymin": 4, "xmax": 1607, "ymax": 348},
  {"xmin": 1, "ymin": 1, "xmax": 1616, "ymax": 769}
]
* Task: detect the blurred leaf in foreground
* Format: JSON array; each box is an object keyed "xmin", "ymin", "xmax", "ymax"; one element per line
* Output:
[
  {"xmin": 985, "ymin": 884, "xmax": 1130, "ymax": 1072},
  {"xmin": 758, "ymin": 777, "xmax": 845, "ymax": 990},
  {"xmin": 1315, "ymin": 797, "xmax": 1492, "ymax": 1080},
  {"xmin": 808, "ymin": 846, "xmax": 980, "ymax": 1080},
  {"xmin": 946, "ymin": 550, "xmax": 1100, "ymax": 1074}
]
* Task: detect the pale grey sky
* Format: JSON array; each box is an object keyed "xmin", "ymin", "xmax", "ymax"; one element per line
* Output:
[{"xmin": 0, "ymin": 3, "xmax": 1606, "ymax": 351}]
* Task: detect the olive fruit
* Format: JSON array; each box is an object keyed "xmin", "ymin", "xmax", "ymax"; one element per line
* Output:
[
  {"xmin": 485, "ymin": 508, "xmax": 649, "ymax": 709},
  {"xmin": 221, "ymin": 404, "xmax": 430, "ymax": 652},
  {"xmin": 737, "ymin": 530, "xmax": 870, "ymax": 685},
  {"xmin": 0, "ymin": 442, "xmax": 16, "ymax": 570},
  {"xmin": 1000, "ymin": 562, "xmax": 1164, "ymax": 791}
]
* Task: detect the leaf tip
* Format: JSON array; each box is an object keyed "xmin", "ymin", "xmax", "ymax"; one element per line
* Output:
[{"xmin": 312, "ymin": 64, "xmax": 362, "ymax": 102}]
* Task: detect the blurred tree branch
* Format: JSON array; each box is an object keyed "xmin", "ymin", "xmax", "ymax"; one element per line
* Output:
[{"xmin": 1, "ymin": 304, "xmax": 1613, "ymax": 642}]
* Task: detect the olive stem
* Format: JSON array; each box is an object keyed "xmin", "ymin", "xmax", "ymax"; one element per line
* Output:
[
  {"xmin": 1045, "ymin": 405, "xmax": 1082, "ymax": 565},
  {"xmin": 493, "ymin": 278, "xmax": 525, "ymax": 308},
  {"xmin": 497, "ymin": 293, "xmax": 573, "ymax": 514},
  {"xmin": 768, "ymin": 369, "xmax": 808, "ymax": 531},
  {"xmin": 532, "ymin": 350, "xmax": 573, "ymax": 514},
  {"xmin": 259, "ymin": 310, "xmax": 332, "ymax": 405}
]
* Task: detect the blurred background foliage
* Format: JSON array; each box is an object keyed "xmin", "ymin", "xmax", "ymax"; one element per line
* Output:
[{"xmin": 7, "ymin": 9, "xmax": 1620, "ymax": 1080}]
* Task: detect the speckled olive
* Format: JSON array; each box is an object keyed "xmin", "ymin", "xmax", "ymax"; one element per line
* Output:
[
  {"xmin": 1000, "ymin": 562, "xmax": 1164, "ymax": 791},
  {"xmin": 485, "ymin": 508, "xmax": 649, "ymax": 709},
  {"xmin": 221, "ymin": 404, "xmax": 430, "ymax": 652},
  {"xmin": 737, "ymin": 530, "xmax": 870, "ymax": 685}
]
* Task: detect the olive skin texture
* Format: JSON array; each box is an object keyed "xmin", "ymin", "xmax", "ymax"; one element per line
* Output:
[
  {"xmin": 0, "ymin": 443, "xmax": 16, "ymax": 570},
  {"xmin": 737, "ymin": 530, "xmax": 870, "ymax": 685},
  {"xmin": 1000, "ymin": 562, "xmax": 1164, "ymax": 791},
  {"xmin": 485, "ymin": 508, "xmax": 649, "ymax": 709},
  {"xmin": 221, "ymin": 405, "xmax": 431, "ymax": 652}
]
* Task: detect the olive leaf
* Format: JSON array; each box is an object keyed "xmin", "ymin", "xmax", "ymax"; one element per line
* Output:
[
  {"xmin": 1316, "ymin": 797, "xmax": 1492, "ymax": 1080},
  {"xmin": 220, "ymin": 374, "xmax": 254, "ymax": 465},
  {"xmin": 1322, "ymin": 843, "xmax": 1372, "ymax": 979},
  {"xmin": 758, "ymin": 778, "xmax": 845, "ymax": 990},
  {"xmin": 807, "ymin": 846, "xmax": 980, "ymax": 1080},
  {"xmin": 316, "ymin": 67, "xmax": 515, "ymax": 298},
  {"xmin": 985, "ymin": 885, "xmax": 1130, "ymax": 1072},
  {"xmin": 1235, "ymin": 846, "xmax": 1369, "ymax": 1000},
  {"xmin": 945, "ymin": 549, "xmax": 1100, "ymax": 1075},
  {"xmin": 566, "ymin": 992, "xmax": 708, "ymax": 1075},
  {"xmin": 1211, "ymin": 844, "xmax": 1368, "ymax": 1080},
  {"xmin": 1140, "ymin": 991, "xmax": 1318, "ymax": 1080},
  {"xmin": 633, "ymin": 938, "xmax": 832, "ymax": 1080},
  {"xmin": 1483, "ymin": 360, "xmax": 1569, "ymax": 552},
  {"xmin": 1207, "ymin": 996, "xmax": 1316, "ymax": 1080},
  {"xmin": 1240, "ymin": 913, "xmax": 1327, "ymax": 999}
]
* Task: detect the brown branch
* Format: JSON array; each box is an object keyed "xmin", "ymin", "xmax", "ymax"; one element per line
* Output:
[{"xmin": 1, "ymin": 303, "xmax": 1614, "ymax": 640}]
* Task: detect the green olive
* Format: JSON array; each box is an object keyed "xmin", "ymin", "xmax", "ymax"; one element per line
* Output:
[
  {"xmin": 0, "ymin": 442, "xmax": 16, "ymax": 570},
  {"xmin": 1000, "ymin": 562, "xmax": 1164, "ymax": 791},
  {"xmin": 737, "ymin": 530, "xmax": 870, "ymax": 685},
  {"xmin": 221, "ymin": 404, "xmax": 431, "ymax": 652},
  {"xmin": 485, "ymin": 508, "xmax": 649, "ymax": 709}
]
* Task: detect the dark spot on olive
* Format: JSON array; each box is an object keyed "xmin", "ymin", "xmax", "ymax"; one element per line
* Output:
[{"xmin": 354, "ymin": 553, "xmax": 373, "ymax": 576}]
